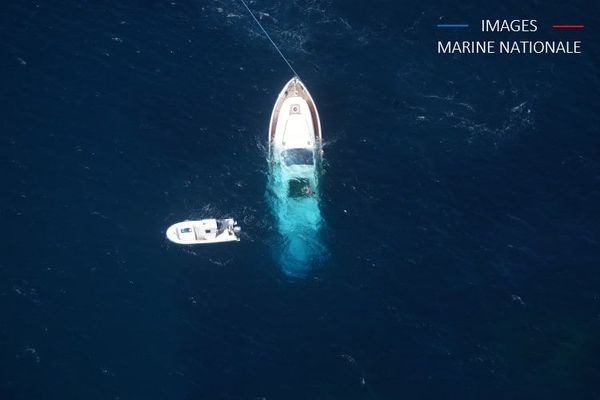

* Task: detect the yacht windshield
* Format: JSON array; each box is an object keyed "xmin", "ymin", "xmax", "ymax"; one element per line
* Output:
[{"xmin": 281, "ymin": 149, "xmax": 314, "ymax": 166}]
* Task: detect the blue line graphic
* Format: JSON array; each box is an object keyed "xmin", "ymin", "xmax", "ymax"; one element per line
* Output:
[{"xmin": 437, "ymin": 24, "xmax": 469, "ymax": 28}]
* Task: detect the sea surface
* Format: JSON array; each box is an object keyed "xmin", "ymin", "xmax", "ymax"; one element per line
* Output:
[{"xmin": 2, "ymin": 1, "xmax": 600, "ymax": 399}]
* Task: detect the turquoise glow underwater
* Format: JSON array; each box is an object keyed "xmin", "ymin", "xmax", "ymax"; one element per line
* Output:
[{"xmin": 266, "ymin": 161, "xmax": 325, "ymax": 277}]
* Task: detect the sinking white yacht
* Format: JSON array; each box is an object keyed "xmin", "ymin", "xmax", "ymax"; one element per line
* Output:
[
  {"xmin": 267, "ymin": 77, "xmax": 325, "ymax": 275},
  {"xmin": 268, "ymin": 77, "xmax": 322, "ymax": 196},
  {"xmin": 166, "ymin": 218, "xmax": 241, "ymax": 245}
]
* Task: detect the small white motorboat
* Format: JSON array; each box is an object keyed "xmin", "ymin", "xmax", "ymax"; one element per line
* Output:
[{"xmin": 166, "ymin": 218, "xmax": 241, "ymax": 245}]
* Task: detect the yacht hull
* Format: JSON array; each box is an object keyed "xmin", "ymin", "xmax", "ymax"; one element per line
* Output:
[{"xmin": 266, "ymin": 78, "xmax": 325, "ymax": 276}]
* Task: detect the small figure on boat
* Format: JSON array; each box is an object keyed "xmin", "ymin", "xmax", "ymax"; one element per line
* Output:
[{"xmin": 301, "ymin": 185, "xmax": 313, "ymax": 196}]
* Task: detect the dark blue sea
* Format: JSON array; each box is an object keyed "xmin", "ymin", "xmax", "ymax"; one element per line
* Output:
[{"xmin": 2, "ymin": 1, "xmax": 600, "ymax": 399}]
